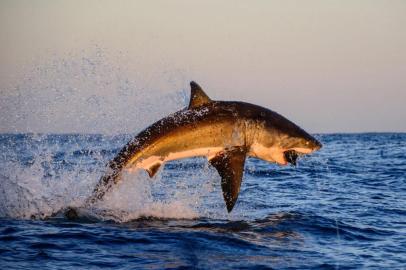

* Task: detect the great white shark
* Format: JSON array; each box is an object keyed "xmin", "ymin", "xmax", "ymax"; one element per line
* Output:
[{"xmin": 84, "ymin": 81, "xmax": 322, "ymax": 213}]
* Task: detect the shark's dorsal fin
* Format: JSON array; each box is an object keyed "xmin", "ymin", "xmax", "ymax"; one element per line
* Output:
[
  {"xmin": 188, "ymin": 81, "xmax": 212, "ymax": 109},
  {"xmin": 209, "ymin": 147, "xmax": 246, "ymax": 212}
]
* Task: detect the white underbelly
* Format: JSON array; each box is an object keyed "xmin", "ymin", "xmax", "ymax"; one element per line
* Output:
[{"xmin": 125, "ymin": 147, "xmax": 224, "ymax": 173}]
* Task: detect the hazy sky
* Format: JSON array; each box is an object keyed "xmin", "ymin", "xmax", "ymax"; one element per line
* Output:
[{"xmin": 1, "ymin": 0, "xmax": 405, "ymax": 133}]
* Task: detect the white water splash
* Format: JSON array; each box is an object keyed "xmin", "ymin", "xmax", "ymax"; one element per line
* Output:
[
  {"xmin": 91, "ymin": 171, "xmax": 201, "ymax": 221},
  {"xmin": 0, "ymin": 48, "xmax": 221, "ymax": 221},
  {"xmin": 0, "ymin": 152, "xmax": 224, "ymax": 221},
  {"xmin": 0, "ymin": 156, "xmax": 97, "ymax": 219},
  {"xmin": 0, "ymin": 130, "xmax": 226, "ymax": 221}
]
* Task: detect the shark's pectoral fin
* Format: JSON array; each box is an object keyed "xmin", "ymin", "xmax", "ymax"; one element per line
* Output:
[
  {"xmin": 146, "ymin": 162, "xmax": 163, "ymax": 178},
  {"xmin": 188, "ymin": 81, "xmax": 212, "ymax": 109},
  {"xmin": 209, "ymin": 147, "xmax": 246, "ymax": 213}
]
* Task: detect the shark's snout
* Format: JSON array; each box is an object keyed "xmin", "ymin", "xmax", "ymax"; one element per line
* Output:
[
  {"xmin": 311, "ymin": 138, "xmax": 322, "ymax": 151},
  {"xmin": 302, "ymin": 134, "xmax": 322, "ymax": 153}
]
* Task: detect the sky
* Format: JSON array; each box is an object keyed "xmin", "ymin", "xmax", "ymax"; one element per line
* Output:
[{"xmin": 1, "ymin": 0, "xmax": 405, "ymax": 133}]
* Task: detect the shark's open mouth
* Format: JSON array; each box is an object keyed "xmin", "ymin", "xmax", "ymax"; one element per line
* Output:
[{"xmin": 284, "ymin": 150, "xmax": 299, "ymax": 166}]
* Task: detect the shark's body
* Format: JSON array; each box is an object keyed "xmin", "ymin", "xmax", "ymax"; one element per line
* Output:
[{"xmin": 85, "ymin": 82, "xmax": 321, "ymax": 213}]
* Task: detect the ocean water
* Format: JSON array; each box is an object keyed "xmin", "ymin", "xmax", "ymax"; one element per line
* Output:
[{"xmin": 0, "ymin": 133, "xmax": 405, "ymax": 269}]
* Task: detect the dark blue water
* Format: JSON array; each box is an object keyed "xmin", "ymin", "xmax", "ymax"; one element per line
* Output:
[{"xmin": 0, "ymin": 133, "xmax": 405, "ymax": 269}]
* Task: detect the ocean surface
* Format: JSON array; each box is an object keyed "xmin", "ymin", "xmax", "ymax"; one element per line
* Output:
[{"xmin": 0, "ymin": 133, "xmax": 405, "ymax": 269}]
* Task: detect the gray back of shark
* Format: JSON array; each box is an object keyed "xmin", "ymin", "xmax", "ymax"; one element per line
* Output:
[{"xmin": 86, "ymin": 81, "xmax": 322, "ymax": 212}]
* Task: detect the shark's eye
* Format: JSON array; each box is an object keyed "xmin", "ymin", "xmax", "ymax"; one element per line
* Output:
[{"xmin": 284, "ymin": 150, "xmax": 298, "ymax": 166}]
